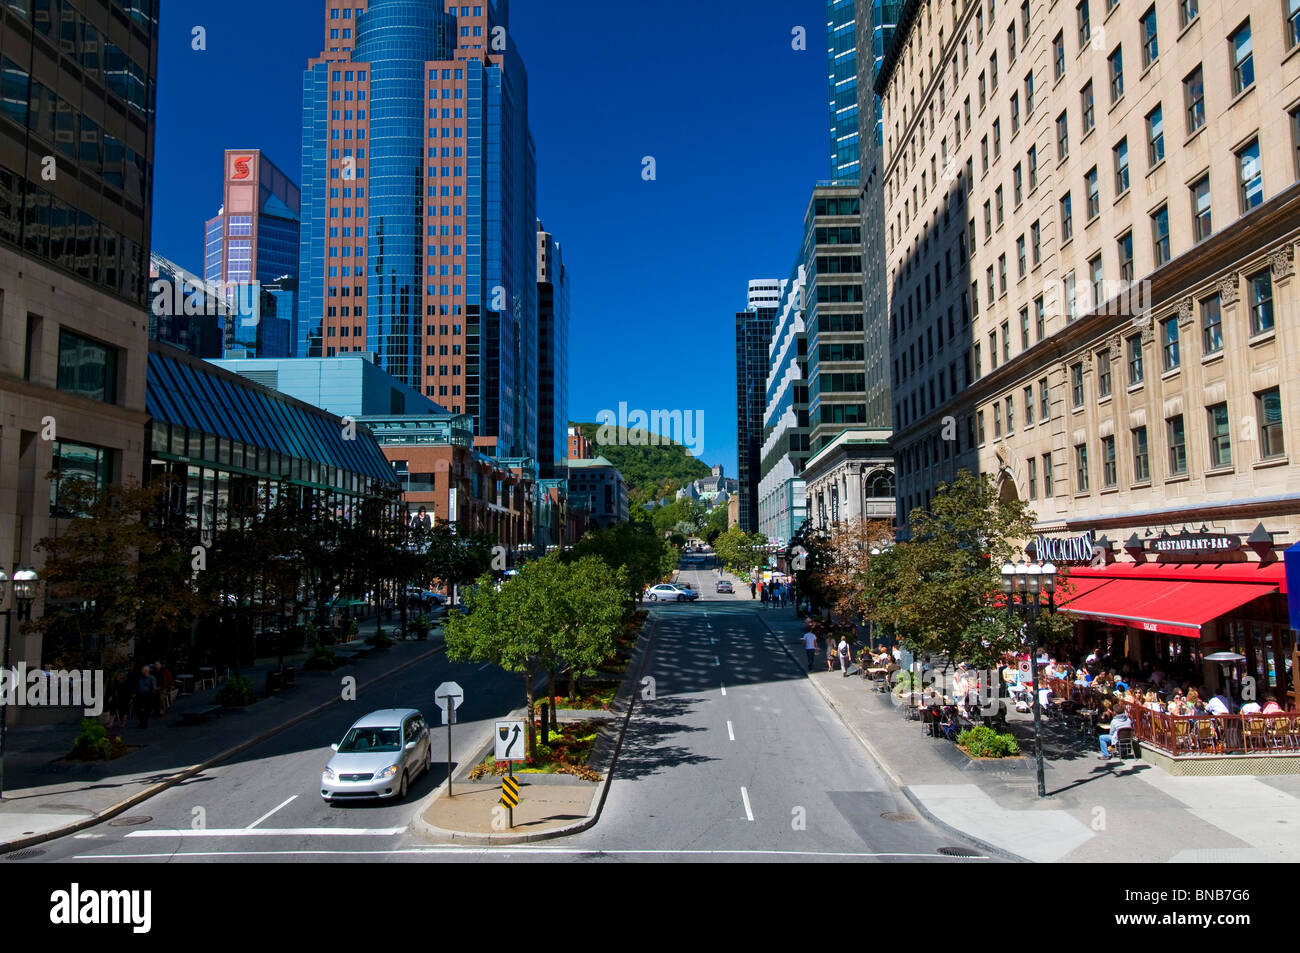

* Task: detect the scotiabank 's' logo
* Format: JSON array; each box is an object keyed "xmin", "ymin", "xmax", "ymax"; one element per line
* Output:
[{"xmin": 231, "ymin": 155, "xmax": 253, "ymax": 180}]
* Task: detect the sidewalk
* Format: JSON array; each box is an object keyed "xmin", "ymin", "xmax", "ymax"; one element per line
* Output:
[
  {"xmin": 758, "ymin": 609, "xmax": 1300, "ymax": 863},
  {"xmin": 0, "ymin": 636, "xmax": 444, "ymax": 853}
]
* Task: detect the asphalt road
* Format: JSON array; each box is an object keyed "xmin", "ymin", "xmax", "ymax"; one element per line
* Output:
[{"xmin": 24, "ymin": 561, "xmax": 991, "ymax": 864}]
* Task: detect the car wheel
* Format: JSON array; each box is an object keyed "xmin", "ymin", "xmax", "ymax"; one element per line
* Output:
[
  {"xmin": 678, "ymin": 594, "xmax": 686, "ymax": 602},
  {"xmin": 649, "ymin": 594, "xmax": 657, "ymax": 601},
  {"xmin": 397, "ymin": 770, "xmax": 409, "ymax": 801}
]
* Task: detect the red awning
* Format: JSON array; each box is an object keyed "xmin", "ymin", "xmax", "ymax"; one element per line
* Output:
[
  {"xmin": 1060, "ymin": 576, "xmax": 1278, "ymax": 638},
  {"xmin": 1055, "ymin": 574, "xmax": 1116, "ymax": 605},
  {"xmin": 1066, "ymin": 561, "xmax": 1287, "ymax": 592}
]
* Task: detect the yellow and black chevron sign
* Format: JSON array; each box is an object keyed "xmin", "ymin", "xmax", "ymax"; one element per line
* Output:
[{"xmin": 500, "ymin": 776, "xmax": 520, "ymax": 808}]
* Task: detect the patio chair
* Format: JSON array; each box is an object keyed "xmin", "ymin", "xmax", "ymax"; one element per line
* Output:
[
  {"xmin": 1194, "ymin": 717, "xmax": 1216, "ymax": 752},
  {"xmin": 1243, "ymin": 717, "xmax": 1267, "ymax": 752},
  {"xmin": 1172, "ymin": 718, "xmax": 1191, "ymax": 752},
  {"xmin": 1112, "ymin": 727, "xmax": 1136, "ymax": 760}
]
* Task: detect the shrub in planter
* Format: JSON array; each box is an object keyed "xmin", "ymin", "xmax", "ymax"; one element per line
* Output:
[
  {"xmin": 69, "ymin": 718, "xmax": 115, "ymax": 760},
  {"xmin": 347, "ymin": 619, "xmax": 360, "ymax": 640},
  {"xmin": 215, "ymin": 675, "xmax": 256, "ymax": 707},
  {"xmin": 956, "ymin": 725, "xmax": 1021, "ymax": 758},
  {"xmin": 409, "ymin": 615, "xmax": 432, "ymax": 641},
  {"xmin": 304, "ymin": 644, "xmax": 337, "ymax": 671},
  {"xmin": 366, "ymin": 629, "xmax": 393, "ymax": 649}
]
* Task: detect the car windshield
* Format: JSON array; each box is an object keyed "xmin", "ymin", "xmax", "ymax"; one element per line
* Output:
[{"xmin": 338, "ymin": 726, "xmax": 402, "ymax": 752}]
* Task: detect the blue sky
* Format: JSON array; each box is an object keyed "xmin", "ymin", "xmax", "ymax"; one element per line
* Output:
[{"xmin": 152, "ymin": 0, "xmax": 831, "ymax": 475}]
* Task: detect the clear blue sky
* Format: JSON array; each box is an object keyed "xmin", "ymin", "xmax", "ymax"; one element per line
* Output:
[{"xmin": 152, "ymin": 0, "xmax": 831, "ymax": 475}]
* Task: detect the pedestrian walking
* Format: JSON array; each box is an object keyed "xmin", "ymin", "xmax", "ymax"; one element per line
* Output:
[
  {"xmin": 154, "ymin": 660, "xmax": 175, "ymax": 714},
  {"xmin": 749, "ymin": 580, "xmax": 757, "ymax": 599},
  {"xmin": 801, "ymin": 618, "xmax": 818, "ymax": 671},
  {"xmin": 759, "ymin": 582, "xmax": 768, "ymax": 606},
  {"xmin": 825, "ymin": 632, "xmax": 837, "ymax": 672},
  {"xmin": 106, "ymin": 672, "xmax": 130, "ymax": 729},
  {"xmin": 838, "ymin": 635, "xmax": 852, "ymax": 676},
  {"xmin": 136, "ymin": 664, "xmax": 157, "ymax": 728}
]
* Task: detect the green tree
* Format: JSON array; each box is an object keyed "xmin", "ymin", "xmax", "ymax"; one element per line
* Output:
[
  {"xmin": 702, "ymin": 505, "xmax": 729, "ymax": 544},
  {"xmin": 572, "ymin": 421, "xmax": 712, "ymax": 505},
  {"xmin": 713, "ymin": 526, "xmax": 768, "ymax": 576},
  {"xmin": 571, "ymin": 522, "xmax": 669, "ymax": 607},
  {"xmin": 859, "ymin": 470, "xmax": 1070, "ymax": 670},
  {"xmin": 33, "ymin": 477, "xmax": 203, "ymax": 670}
]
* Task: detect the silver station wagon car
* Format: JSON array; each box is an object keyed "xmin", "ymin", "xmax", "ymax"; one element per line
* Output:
[{"xmin": 321, "ymin": 708, "xmax": 432, "ymax": 803}]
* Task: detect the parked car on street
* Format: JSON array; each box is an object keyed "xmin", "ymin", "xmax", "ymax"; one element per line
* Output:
[
  {"xmin": 644, "ymin": 583, "xmax": 699, "ymax": 602},
  {"xmin": 321, "ymin": 708, "xmax": 431, "ymax": 803}
]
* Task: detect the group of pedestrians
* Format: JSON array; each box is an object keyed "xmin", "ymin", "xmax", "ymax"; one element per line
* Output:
[
  {"xmin": 750, "ymin": 578, "xmax": 793, "ymax": 609},
  {"xmin": 105, "ymin": 661, "xmax": 177, "ymax": 730},
  {"xmin": 799, "ymin": 617, "xmax": 854, "ymax": 677}
]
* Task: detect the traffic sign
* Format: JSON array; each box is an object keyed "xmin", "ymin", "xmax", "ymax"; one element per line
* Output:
[
  {"xmin": 500, "ymin": 776, "xmax": 520, "ymax": 808},
  {"xmin": 495, "ymin": 720, "xmax": 525, "ymax": 762},
  {"xmin": 435, "ymin": 681, "xmax": 463, "ymax": 726}
]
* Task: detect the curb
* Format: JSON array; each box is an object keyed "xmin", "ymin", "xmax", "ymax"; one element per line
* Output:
[
  {"xmin": 0, "ymin": 642, "xmax": 446, "ymax": 855},
  {"xmin": 409, "ymin": 611, "xmax": 659, "ymax": 846},
  {"xmin": 754, "ymin": 612, "xmax": 1030, "ymax": 864}
]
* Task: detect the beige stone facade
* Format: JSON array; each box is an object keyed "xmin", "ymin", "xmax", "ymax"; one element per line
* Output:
[{"xmin": 879, "ymin": 0, "xmax": 1300, "ymax": 698}]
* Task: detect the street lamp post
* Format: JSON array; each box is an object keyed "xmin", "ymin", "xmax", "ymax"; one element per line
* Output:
[
  {"xmin": 1001, "ymin": 559, "xmax": 1056, "ymax": 799},
  {"xmin": 0, "ymin": 567, "xmax": 39, "ymax": 800}
]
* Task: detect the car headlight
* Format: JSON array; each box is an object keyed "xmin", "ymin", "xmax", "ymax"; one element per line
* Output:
[
  {"xmin": 323, "ymin": 765, "xmax": 336, "ymax": 780},
  {"xmin": 375, "ymin": 763, "xmax": 400, "ymax": 780}
]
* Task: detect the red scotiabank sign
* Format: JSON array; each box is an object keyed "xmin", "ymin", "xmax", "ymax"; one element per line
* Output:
[{"xmin": 231, "ymin": 155, "xmax": 253, "ymax": 180}]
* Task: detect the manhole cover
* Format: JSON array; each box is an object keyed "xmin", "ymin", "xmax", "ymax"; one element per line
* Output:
[
  {"xmin": 5, "ymin": 848, "xmax": 46, "ymax": 861},
  {"xmin": 880, "ymin": 812, "xmax": 920, "ymax": 822},
  {"xmin": 937, "ymin": 845, "xmax": 983, "ymax": 857},
  {"xmin": 108, "ymin": 815, "xmax": 152, "ymax": 827}
]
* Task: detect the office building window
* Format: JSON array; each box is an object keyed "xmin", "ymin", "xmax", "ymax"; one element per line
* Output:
[
  {"xmin": 1020, "ymin": 307, "xmax": 1031, "ymax": 348},
  {"xmin": 1118, "ymin": 230, "xmax": 1134, "ymax": 282},
  {"xmin": 1191, "ymin": 175, "xmax": 1212, "ymax": 242},
  {"xmin": 1072, "ymin": 362, "xmax": 1085, "ymax": 407},
  {"xmin": 1161, "ymin": 317, "xmax": 1181, "ymax": 370},
  {"xmin": 993, "ymin": 403, "xmax": 1002, "ymax": 439},
  {"xmin": 1231, "ymin": 21, "xmax": 1254, "ymax": 94},
  {"xmin": 1054, "ymin": 32, "xmax": 1067, "ymax": 80},
  {"xmin": 57, "ymin": 330, "xmax": 118, "ymax": 404},
  {"xmin": 1109, "ymin": 47, "xmax": 1124, "ymax": 102},
  {"xmin": 1208, "ymin": 402, "xmax": 1232, "ymax": 467},
  {"xmin": 1114, "ymin": 138, "xmax": 1130, "ymax": 195},
  {"xmin": 1075, "ymin": 443, "xmax": 1090, "ymax": 491},
  {"xmin": 1202, "ymin": 293, "xmax": 1224, "ymax": 353},
  {"xmin": 1128, "ymin": 334, "xmax": 1145, "ymax": 384},
  {"xmin": 1141, "ymin": 6, "xmax": 1159, "ymax": 66},
  {"xmin": 1257, "ymin": 387, "xmax": 1285, "ymax": 458},
  {"xmin": 1180, "ymin": 0, "xmax": 1198, "ymax": 28},
  {"xmin": 1035, "ymin": 296, "xmax": 1046, "ymax": 339},
  {"xmin": 1082, "ymin": 81, "xmax": 1095, "ymax": 134},
  {"xmin": 1098, "ymin": 349, "xmax": 1112, "ymax": 397},
  {"xmin": 1028, "ymin": 456, "xmax": 1038, "ymax": 498},
  {"xmin": 1249, "ymin": 269, "xmax": 1274, "ymax": 334},
  {"xmin": 1043, "ymin": 452, "xmax": 1055, "ymax": 495},
  {"xmin": 1031, "ymin": 220, "xmax": 1042, "ymax": 265},
  {"xmin": 1040, "ymin": 377, "xmax": 1051, "ymax": 419},
  {"xmin": 1185, "ymin": 66, "xmax": 1205, "ymax": 134},
  {"xmin": 1102, "ymin": 435, "xmax": 1117, "ymax": 487},
  {"xmin": 1029, "ymin": 145, "xmax": 1039, "ymax": 188},
  {"xmin": 1086, "ymin": 166, "xmax": 1100, "ymax": 218},
  {"xmin": 1167, "ymin": 414, "xmax": 1188, "ymax": 474},
  {"xmin": 1025, "ymin": 384, "xmax": 1036, "ymax": 424},
  {"xmin": 1147, "ymin": 104, "xmax": 1165, "ymax": 166},
  {"xmin": 1152, "ymin": 204, "xmax": 1170, "ymax": 265},
  {"xmin": 1057, "ymin": 110, "xmax": 1070, "ymax": 158},
  {"xmin": 1133, "ymin": 426, "xmax": 1151, "ymax": 481},
  {"xmin": 1006, "ymin": 396, "xmax": 1015, "ymax": 432},
  {"xmin": 1078, "ymin": 0, "xmax": 1092, "ymax": 47},
  {"xmin": 1238, "ymin": 139, "xmax": 1263, "ymax": 211},
  {"xmin": 1061, "ymin": 192, "xmax": 1073, "ymax": 242}
]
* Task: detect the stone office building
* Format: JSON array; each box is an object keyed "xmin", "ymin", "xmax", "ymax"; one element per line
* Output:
[{"xmin": 878, "ymin": 0, "xmax": 1299, "ymax": 700}]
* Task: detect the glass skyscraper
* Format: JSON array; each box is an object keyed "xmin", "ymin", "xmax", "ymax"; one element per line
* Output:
[
  {"xmin": 298, "ymin": 0, "xmax": 538, "ymax": 460},
  {"xmin": 827, "ymin": 0, "xmax": 859, "ymax": 181}
]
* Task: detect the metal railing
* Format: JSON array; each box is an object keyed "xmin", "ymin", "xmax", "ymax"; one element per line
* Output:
[{"xmin": 1046, "ymin": 677, "xmax": 1300, "ymax": 756}]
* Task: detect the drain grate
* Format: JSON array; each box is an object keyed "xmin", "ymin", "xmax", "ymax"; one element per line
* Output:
[
  {"xmin": 5, "ymin": 848, "xmax": 46, "ymax": 861},
  {"xmin": 937, "ymin": 845, "xmax": 983, "ymax": 857},
  {"xmin": 880, "ymin": 812, "xmax": 920, "ymax": 822},
  {"xmin": 108, "ymin": 815, "xmax": 152, "ymax": 827}
]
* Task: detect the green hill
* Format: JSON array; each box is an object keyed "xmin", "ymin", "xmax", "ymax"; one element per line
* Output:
[{"xmin": 571, "ymin": 421, "xmax": 713, "ymax": 505}]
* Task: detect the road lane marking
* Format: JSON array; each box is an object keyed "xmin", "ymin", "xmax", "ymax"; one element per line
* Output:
[
  {"xmin": 124, "ymin": 827, "xmax": 407, "ymax": 838},
  {"xmin": 247, "ymin": 795, "xmax": 298, "ymax": 830},
  {"xmin": 740, "ymin": 786, "xmax": 754, "ymax": 821},
  {"xmin": 75, "ymin": 848, "xmax": 989, "ymax": 860},
  {"xmin": 478, "ymin": 662, "xmax": 493, "ymax": 671},
  {"xmin": 720, "ymin": 682, "xmax": 726, "ymax": 696},
  {"xmin": 727, "ymin": 720, "xmax": 735, "ymax": 741}
]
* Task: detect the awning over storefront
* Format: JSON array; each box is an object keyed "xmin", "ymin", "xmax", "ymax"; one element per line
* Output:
[
  {"xmin": 1055, "ymin": 574, "xmax": 1117, "ymax": 604},
  {"xmin": 1058, "ymin": 563, "xmax": 1282, "ymax": 637}
]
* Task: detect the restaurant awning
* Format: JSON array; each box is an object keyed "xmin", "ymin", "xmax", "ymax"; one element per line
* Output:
[
  {"xmin": 1059, "ymin": 574, "xmax": 1278, "ymax": 638},
  {"xmin": 1055, "ymin": 574, "xmax": 1117, "ymax": 604}
]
